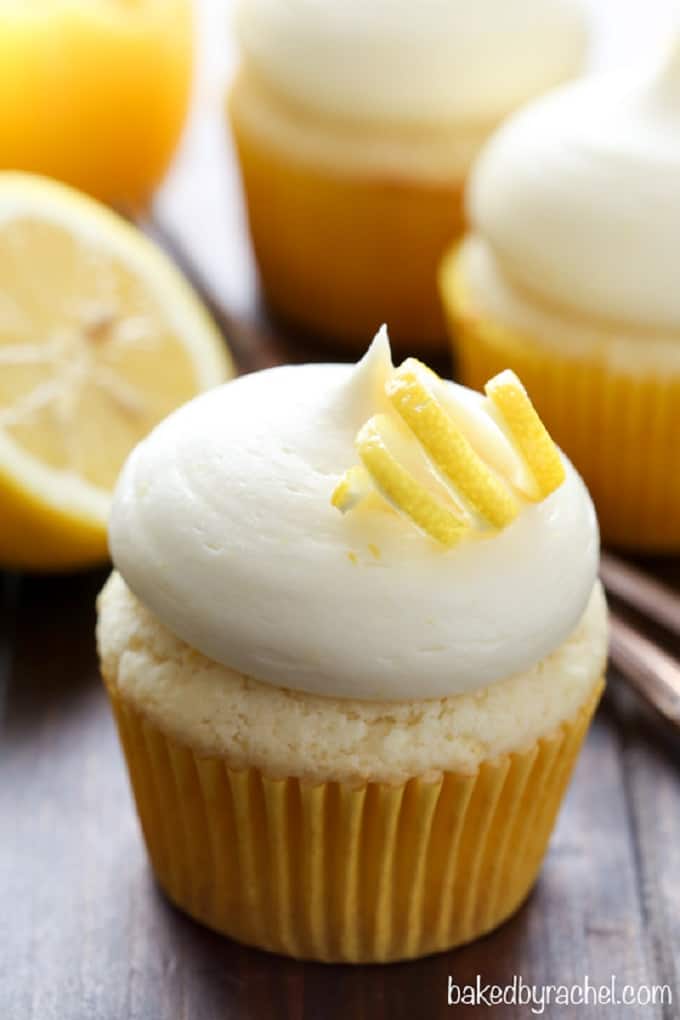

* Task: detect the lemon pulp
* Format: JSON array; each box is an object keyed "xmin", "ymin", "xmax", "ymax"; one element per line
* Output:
[{"xmin": 0, "ymin": 173, "xmax": 231, "ymax": 570}]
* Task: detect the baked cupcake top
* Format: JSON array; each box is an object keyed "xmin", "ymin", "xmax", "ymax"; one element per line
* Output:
[
  {"xmin": 467, "ymin": 38, "xmax": 680, "ymax": 331},
  {"xmin": 233, "ymin": 0, "xmax": 587, "ymax": 127},
  {"xmin": 109, "ymin": 330, "xmax": 598, "ymax": 702}
]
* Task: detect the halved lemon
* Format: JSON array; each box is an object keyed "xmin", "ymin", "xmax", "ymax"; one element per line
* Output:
[{"xmin": 0, "ymin": 172, "xmax": 233, "ymax": 570}]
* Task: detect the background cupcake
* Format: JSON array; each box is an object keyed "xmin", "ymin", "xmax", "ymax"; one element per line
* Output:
[
  {"xmin": 229, "ymin": 0, "xmax": 588, "ymax": 353},
  {"xmin": 98, "ymin": 333, "xmax": 606, "ymax": 962},
  {"xmin": 441, "ymin": 40, "xmax": 680, "ymax": 551}
]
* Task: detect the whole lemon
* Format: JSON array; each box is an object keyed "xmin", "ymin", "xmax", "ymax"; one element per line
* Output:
[{"xmin": 0, "ymin": 0, "xmax": 193, "ymax": 207}]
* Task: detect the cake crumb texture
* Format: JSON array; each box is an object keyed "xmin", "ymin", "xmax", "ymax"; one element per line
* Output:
[{"xmin": 97, "ymin": 571, "xmax": 606, "ymax": 784}]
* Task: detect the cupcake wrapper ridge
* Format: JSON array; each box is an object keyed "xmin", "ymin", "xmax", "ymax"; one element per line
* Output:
[
  {"xmin": 441, "ymin": 251, "xmax": 680, "ymax": 551},
  {"xmin": 228, "ymin": 84, "xmax": 464, "ymax": 352},
  {"xmin": 108, "ymin": 679, "xmax": 603, "ymax": 963}
]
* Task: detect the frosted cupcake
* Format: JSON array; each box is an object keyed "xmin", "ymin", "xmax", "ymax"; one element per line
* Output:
[
  {"xmin": 441, "ymin": 40, "xmax": 680, "ymax": 550},
  {"xmin": 228, "ymin": 0, "xmax": 587, "ymax": 352},
  {"xmin": 97, "ymin": 329, "xmax": 606, "ymax": 962}
]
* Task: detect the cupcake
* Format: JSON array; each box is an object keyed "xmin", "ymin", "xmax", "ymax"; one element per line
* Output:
[
  {"xmin": 441, "ymin": 40, "xmax": 680, "ymax": 551},
  {"xmin": 97, "ymin": 329, "xmax": 606, "ymax": 962},
  {"xmin": 228, "ymin": 0, "xmax": 587, "ymax": 353}
]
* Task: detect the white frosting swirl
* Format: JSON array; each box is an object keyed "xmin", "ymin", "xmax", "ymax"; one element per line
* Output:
[
  {"xmin": 234, "ymin": 0, "xmax": 587, "ymax": 126},
  {"xmin": 109, "ymin": 332, "xmax": 599, "ymax": 702},
  {"xmin": 468, "ymin": 38, "xmax": 680, "ymax": 330}
]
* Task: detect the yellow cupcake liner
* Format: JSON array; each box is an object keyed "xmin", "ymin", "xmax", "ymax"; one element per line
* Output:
[
  {"xmin": 106, "ymin": 677, "xmax": 603, "ymax": 963},
  {"xmin": 441, "ymin": 252, "xmax": 680, "ymax": 551},
  {"xmin": 229, "ymin": 86, "xmax": 464, "ymax": 353}
]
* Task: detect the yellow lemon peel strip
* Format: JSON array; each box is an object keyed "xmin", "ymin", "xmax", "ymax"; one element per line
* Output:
[
  {"xmin": 387, "ymin": 359, "xmax": 519, "ymax": 529},
  {"xmin": 355, "ymin": 416, "xmax": 468, "ymax": 548},
  {"xmin": 331, "ymin": 464, "xmax": 372, "ymax": 512},
  {"xmin": 485, "ymin": 369, "xmax": 566, "ymax": 499}
]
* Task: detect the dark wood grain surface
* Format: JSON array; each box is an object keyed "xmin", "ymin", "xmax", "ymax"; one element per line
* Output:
[
  {"xmin": 2, "ymin": 559, "xmax": 680, "ymax": 1019},
  {"xmin": 1, "ymin": 260, "xmax": 680, "ymax": 1018},
  {"xmin": 1, "ymin": 253, "xmax": 680, "ymax": 1017},
  {"xmin": 2, "ymin": 7, "xmax": 680, "ymax": 1010}
]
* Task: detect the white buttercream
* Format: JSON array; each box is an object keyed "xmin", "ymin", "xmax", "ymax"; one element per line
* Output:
[
  {"xmin": 234, "ymin": 0, "xmax": 587, "ymax": 126},
  {"xmin": 98, "ymin": 572, "xmax": 607, "ymax": 781},
  {"xmin": 468, "ymin": 38, "xmax": 680, "ymax": 330},
  {"xmin": 456, "ymin": 236, "xmax": 680, "ymax": 376},
  {"xmin": 229, "ymin": 68, "xmax": 491, "ymax": 181},
  {"xmin": 109, "ymin": 333, "xmax": 599, "ymax": 702}
]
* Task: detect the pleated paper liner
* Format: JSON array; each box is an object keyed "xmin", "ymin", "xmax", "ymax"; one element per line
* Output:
[
  {"xmin": 228, "ymin": 75, "xmax": 465, "ymax": 353},
  {"xmin": 440, "ymin": 250, "xmax": 680, "ymax": 552},
  {"xmin": 106, "ymin": 677, "xmax": 603, "ymax": 963}
]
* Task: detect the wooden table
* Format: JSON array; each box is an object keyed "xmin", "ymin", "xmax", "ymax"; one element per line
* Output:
[
  {"xmin": 2, "ymin": 4, "xmax": 680, "ymax": 1016},
  {"xmin": 3, "ymin": 533, "xmax": 680, "ymax": 1020}
]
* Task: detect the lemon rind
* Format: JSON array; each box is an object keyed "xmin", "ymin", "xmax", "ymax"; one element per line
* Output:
[
  {"xmin": 485, "ymin": 369, "xmax": 566, "ymax": 499},
  {"xmin": 356, "ymin": 416, "xmax": 468, "ymax": 548},
  {"xmin": 0, "ymin": 172, "xmax": 233, "ymax": 560},
  {"xmin": 387, "ymin": 359, "xmax": 519, "ymax": 529}
]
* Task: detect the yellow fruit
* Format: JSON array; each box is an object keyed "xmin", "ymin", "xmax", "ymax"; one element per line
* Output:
[
  {"xmin": 330, "ymin": 346, "xmax": 568, "ymax": 546},
  {"xmin": 0, "ymin": 172, "xmax": 233, "ymax": 571},
  {"xmin": 355, "ymin": 416, "xmax": 468, "ymax": 547},
  {"xmin": 331, "ymin": 464, "xmax": 372, "ymax": 513},
  {"xmin": 485, "ymin": 370, "xmax": 566, "ymax": 499},
  {"xmin": 0, "ymin": 0, "xmax": 192, "ymax": 206},
  {"xmin": 387, "ymin": 359, "xmax": 519, "ymax": 529}
]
